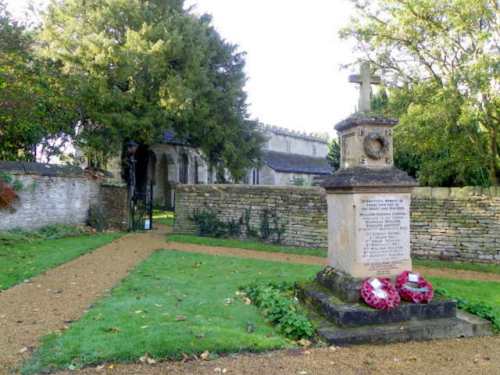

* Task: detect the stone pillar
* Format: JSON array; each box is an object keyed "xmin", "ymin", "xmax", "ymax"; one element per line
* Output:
[{"xmin": 322, "ymin": 115, "xmax": 417, "ymax": 279}]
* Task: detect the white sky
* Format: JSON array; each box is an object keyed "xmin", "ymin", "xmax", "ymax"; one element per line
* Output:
[{"xmin": 7, "ymin": 0, "xmax": 360, "ymax": 138}]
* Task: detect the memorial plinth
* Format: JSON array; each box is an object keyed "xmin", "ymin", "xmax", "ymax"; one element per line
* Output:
[{"xmin": 323, "ymin": 115, "xmax": 417, "ymax": 279}]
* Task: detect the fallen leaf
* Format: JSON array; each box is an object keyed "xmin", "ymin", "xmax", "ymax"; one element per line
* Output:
[
  {"xmin": 201, "ymin": 351, "xmax": 210, "ymax": 360},
  {"xmin": 298, "ymin": 339, "xmax": 311, "ymax": 348},
  {"xmin": 19, "ymin": 347, "xmax": 29, "ymax": 354},
  {"xmin": 176, "ymin": 315, "xmax": 187, "ymax": 321},
  {"xmin": 243, "ymin": 297, "xmax": 252, "ymax": 305}
]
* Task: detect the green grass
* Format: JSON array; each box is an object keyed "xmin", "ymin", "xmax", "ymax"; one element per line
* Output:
[
  {"xmin": 153, "ymin": 210, "xmax": 175, "ymax": 226},
  {"xmin": 168, "ymin": 234, "xmax": 500, "ymax": 275},
  {"xmin": 0, "ymin": 233, "xmax": 122, "ymax": 290},
  {"xmin": 23, "ymin": 250, "xmax": 321, "ymax": 374},
  {"xmin": 415, "ymin": 259, "xmax": 500, "ymax": 275},
  {"xmin": 167, "ymin": 234, "xmax": 327, "ymax": 257},
  {"xmin": 429, "ymin": 277, "xmax": 500, "ymax": 328}
]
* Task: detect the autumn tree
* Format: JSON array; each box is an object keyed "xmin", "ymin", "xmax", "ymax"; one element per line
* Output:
[
  {"xmin": 39, "ymin": 0, "xmax": 263, "ymax": 178},
  {"xmin": 342, "ymin": 0, "xmax": 499, "ymax": 186}
]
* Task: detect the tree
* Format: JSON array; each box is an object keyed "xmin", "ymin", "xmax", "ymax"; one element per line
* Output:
[
  {"xmin": 0, "ymin": 1, "xmax": 75, "ymax": 161},
  {"xmin": 327, "ymin": 137, "xmax": 341, "ymax": 171},
  {"xmin": 39, "ymin": 0, "xmax": 263, "ymax": 176},
  {"xmin": 341, "ymin": 0, "xmax": 499, "ymax": 186}
]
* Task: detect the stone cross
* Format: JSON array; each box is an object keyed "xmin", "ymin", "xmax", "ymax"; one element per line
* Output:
[{"xmin": 349, "ymin": 62, "xmax": 381, "ymax": 113}]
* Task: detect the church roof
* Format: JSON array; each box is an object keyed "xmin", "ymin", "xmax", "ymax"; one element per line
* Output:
[{"xmin": 262, "ymin": 150, "xmax": 333, "ymax": 175}]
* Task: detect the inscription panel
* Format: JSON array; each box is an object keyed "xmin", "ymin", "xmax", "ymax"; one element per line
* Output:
[{"xmin": 355, "ymin": 195, "xmax": 411, "ymax": 275}]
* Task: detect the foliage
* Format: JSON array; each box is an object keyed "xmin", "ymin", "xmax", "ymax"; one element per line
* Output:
[
  {"xmin": 0, "ymin": 232, "xmax": 121, "ymax": 290},
  {"xmin": 190, "ymin": 210, "xmax": 229, "ymax": 238},
  {"xmin": 38, "ymin": 0, "xmax": 264, "ymax": 175},
  {"xmin": 342, "ymin": 0, "xmax": 499, "ymax": 186},
  {"xmin": 0, "ymin": 1, "xmax": 77, "ymax": 162},
  {"xmin": 241, "ymin": 282, "xmax": 315, "ymax": 340},
  {"xmin": 290, "ymin": 177, "xmax": 307, "ymax": 186},
  {"xmin": 167, "ymin": 234, "xmax": 328, "ymax": 258},
  {"xmin": 190, "ymin": 208, "xmax": 286, "ymax": 244},
  {"xmin": 436, "ymin": 288, "xmax": 500, "ymax": 332},
  {"xmin": 23, "ymin": 251, "xmax": 321, "ymax": 373},
  {"xmin": 0, "ymin": 224, "xmax": 89, "ymax": 246},
  {"xmin": 327, "ymin": 137, "xmax": 341, "ymax": 171}
]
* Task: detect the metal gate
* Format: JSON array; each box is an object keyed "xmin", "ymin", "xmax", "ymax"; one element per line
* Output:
[{"xmin": 126, "ymin": 142, "xmax": 154, "ymax": 231}]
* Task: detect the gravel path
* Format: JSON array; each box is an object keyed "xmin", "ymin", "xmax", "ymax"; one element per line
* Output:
[
  {"xmin": 1, "ymin": 226, "xmax": 498, "ymax": 374},
  {"xmin": 59, "ymin": 336, "xmax": 500, "ymax": 375}
]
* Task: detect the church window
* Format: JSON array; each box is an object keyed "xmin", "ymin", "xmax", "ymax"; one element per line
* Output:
[
  {"xmin": 313, "ymin": 145, "xmax": 317, "ymax": 156},
  {"xmin": 194, "ymin": 159, "xmax": 199, "ymax": 184},
  {"xmin": 179, "ymin": 154, "xmax": 189, "ymax": 184},
  {"xmin": 286, "ymin": 140, "xmax": 291, "ymax": 153},
  {"xmin": 252, "ymin": 169, "xmax": 260, "ymax": 185}
]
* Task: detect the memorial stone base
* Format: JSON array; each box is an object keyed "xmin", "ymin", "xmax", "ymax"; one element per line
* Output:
[{"xmin": 297, "ymin": 267, "xmax": 493, "ymax": 346}]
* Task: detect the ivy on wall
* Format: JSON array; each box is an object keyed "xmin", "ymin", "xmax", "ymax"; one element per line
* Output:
[{"xmin": 190, "ymin": 207, "xmax": 287, "ymax": 244}]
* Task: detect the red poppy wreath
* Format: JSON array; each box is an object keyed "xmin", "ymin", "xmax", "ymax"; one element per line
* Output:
[
  {"xmin": 396, "ymin": 271, "xmax": 434, "ymax": 304},
  {"xmin": 360, "ymin": 277, "xmax": 401, "ymax": 310}
]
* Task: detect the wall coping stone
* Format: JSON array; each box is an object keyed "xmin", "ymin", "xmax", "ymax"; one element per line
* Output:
[
  {"xmin": 413, "ymin": 186, "xmax": 499, "ymax": 199},
  {"xmin": 176, "ymin": 184, "xmax": 327, "ymax": 195},
  {"xmin": 0, "ymin": 161, "xmax": 85, "ymax": 178}
]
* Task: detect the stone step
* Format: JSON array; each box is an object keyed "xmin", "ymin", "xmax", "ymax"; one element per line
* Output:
[
  {"xmin": 299, "ymin": 283, "xmax": 457, "ymax": 327},
  {"xmin": 317, "ymin": 311, "xmax": 493, "ymax": 346}
]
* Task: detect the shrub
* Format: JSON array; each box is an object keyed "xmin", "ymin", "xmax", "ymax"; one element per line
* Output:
[
  {"xmin": 436, "ymin": 288, "xmax": 500, "ymax": 332},
  {"xmin": 241, "ymin": 282, "xmax": 315, "ymax": 340},
  {"xmin": 190, "ymin": 210, "xmax": 229, "ymax": 238}
]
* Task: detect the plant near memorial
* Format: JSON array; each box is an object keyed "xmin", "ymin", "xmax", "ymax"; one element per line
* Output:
[
  {"xmin": 241, "ymin": 282, "xmax": 315, "ymax": 340},
  {"xmin": 436, "ymin": 288, "xmax": 500, "ymax": 332}
]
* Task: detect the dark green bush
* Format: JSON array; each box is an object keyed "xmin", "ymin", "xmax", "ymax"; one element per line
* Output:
[
  {"xmin": 241, "ymin": 282, "xmax": 315, "ymax": 340},
  {"xmin": 190, "ymin": 210, "xmax": 229, "ymax": 238},
  {"xmin": 436, "ymin": 288, "xmax": 500, "ymax": 332}
]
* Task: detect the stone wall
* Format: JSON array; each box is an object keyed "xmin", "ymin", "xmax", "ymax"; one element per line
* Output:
[
  {"xmin": 98, "ymin": 182, "xmax": 129, "ymax": 231},
  {"xmin": 0, "ymin": 161, "xmax": 127, "ymax": 231},
  {"xmin": 411, "ymin": 187, "xmax": 500, "ymax": 263},
  {"xmin": 174, "ymin": 185, "xmax": 500, "ymax": 263},
  {"xmin": 175, "ymin": 185, "xmax": 328, "ymax": 248}
]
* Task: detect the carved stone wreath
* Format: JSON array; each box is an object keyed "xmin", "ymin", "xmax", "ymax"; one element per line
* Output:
[{"xmin": 363, "ymin": 132, "xmax": 389, "ymax": 160}]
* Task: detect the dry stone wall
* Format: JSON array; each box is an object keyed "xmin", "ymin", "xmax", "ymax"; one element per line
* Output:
[
  {"xmin": 174, "ymin": 185, "xmax": 500, "ymax": 263},
  {"xmin": 175, "ymin": 185, "xmax": 328, "ymax": 248},
  {"xmin": 411, "ymin": 187, "xmax": 500, "ymax": 263}
]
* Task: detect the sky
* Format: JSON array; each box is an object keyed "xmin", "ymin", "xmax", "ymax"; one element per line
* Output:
[{"xmin": 6, "ymin": 0, "xmax": 360, "ymax": 138}]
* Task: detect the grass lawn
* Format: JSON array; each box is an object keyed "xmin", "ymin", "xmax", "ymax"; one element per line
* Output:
[
  {"xmin": 153, "ymin": 210, "xmax": 175, "ymax": 226},
  {"xmin": 167, "ymin": 234, "xmax": 327, "ymax": 258},
  {"xmin": 415, "ymin": 259, "xmax": 500, "ymax": 275},
  {"xmin": 168, "ymin": 234, "xmax": 500, "ymax": 275},
  {"xmin": 24, "ymin": 250, "xmax": 321, "ymax": 374},
  {"xmin": 429, "ymin": 276, "xmax": 500, "ymax": 328},
  {"xmin": 0, "ymin": 233, "xmax": 122, "ymax": 291}
]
